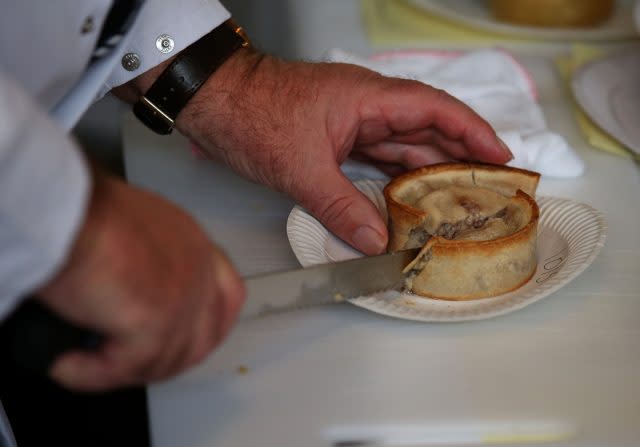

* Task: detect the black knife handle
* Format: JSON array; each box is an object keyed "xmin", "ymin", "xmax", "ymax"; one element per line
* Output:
[{"xmin": 0, "ymin": 297, "xmax": 103, "ymax": 376}]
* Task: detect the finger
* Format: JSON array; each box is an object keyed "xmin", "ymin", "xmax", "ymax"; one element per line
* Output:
[
  {"xmin": 359, "ymin": 161, "xmax": 407, "ymax": 178},
  {"xmin": 50, "ymin": 317, "xmax": 190, "ymax": 391},
  {"xmin": 51, "ymin": 331, "xmax": 195, "ymax": 391},
  {"xmin": 49, "ymin": 342, "xmax": 138, "ymax": 392},
  {"xmin": 386, "ymin": 128, "xmax": 476, "ymax": 160},
  {"xmin": 294, "ymin": 162, "xmax": 388, "ymax": 255},
  {"xmin": 374, "ymin": 165, "xmax": 406, "ymax": 177},
  {"xmin": 354, "ymin": 141, "xmax": 454, "ymax": 168},
  {"xmin": 210, "ymin": 250, "xmax": 245, "ymax": 340},
  {"xmin": 348, "ymin": 152, "xmax": 408, "ymax": 177},
  {"xmin": 185, "ymin": 254, "xmax": 245, "ymax": 368},
  {"xmin": 155, "ymin": 250, "xmax": 245, "ymax": 374},
  {"xmin": 358, "ymin": 79, "xmax": 513, "ymax": 163}
]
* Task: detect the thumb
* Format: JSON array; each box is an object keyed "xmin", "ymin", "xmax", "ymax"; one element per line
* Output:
[
  {"xmin": 49, "ymin": 346, "xmax": 126, "ymax": 392},
  {"xmin": 296, "ymin": 163, "xmax": 388, "ymax": 255}
]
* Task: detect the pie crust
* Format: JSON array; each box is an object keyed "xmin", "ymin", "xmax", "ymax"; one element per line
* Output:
[{"xmin": 383, "ymin": 163, "xmax": 540, "ymax": 300}]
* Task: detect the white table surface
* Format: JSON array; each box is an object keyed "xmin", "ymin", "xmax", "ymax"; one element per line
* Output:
[{"xmin": 123, "ymin": 2, "xmax": 640, "ymax": 446}]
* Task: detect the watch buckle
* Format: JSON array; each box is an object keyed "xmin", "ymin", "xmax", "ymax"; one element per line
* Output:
[
  {"xmin": 138, "ymin": 95, "xmax": 175, "ymax": 131},
  {"xmin": 230, "ymin": 21, "xmax": 251, "ymax": 48}
]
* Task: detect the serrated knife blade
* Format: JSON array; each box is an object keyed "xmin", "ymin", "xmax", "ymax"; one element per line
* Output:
[{"xmin": 240, "ymin": 248, "xmax": 419, "ymax": 319}]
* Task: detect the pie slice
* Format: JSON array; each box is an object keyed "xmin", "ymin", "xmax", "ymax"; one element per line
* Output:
[{"xmin": 383, "ymin": 163, "xmax": 540, "ymax": 300}]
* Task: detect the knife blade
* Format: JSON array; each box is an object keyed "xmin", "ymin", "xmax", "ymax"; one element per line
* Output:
[{"xmin": 240, "ymin": 248, "xmax": 419, "ymax": 319}]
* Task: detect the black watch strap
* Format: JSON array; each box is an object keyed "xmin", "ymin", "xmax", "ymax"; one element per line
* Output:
[{"xmin": 133, "ymin": 19, "xmax": 250, "ymax": 135}]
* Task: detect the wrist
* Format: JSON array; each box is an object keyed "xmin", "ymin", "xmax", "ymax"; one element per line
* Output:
[
  {"xmin": 127, "ymin": 20, "xmax": 251, "ymax": 135},
  {"xmin": 175, "ymin": 48, "xmax": 265, "ymax": 137}
]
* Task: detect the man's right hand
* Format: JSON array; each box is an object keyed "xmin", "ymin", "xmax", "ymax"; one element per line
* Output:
[
  {"xmin": 36, "ymin": 169, "xmax": 244, "ymax": 392},
  {"xmin": 177, "ymin": 50, "xmax": 513, "ymax": 258}
]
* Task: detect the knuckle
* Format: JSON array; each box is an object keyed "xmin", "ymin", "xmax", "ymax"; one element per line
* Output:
[
  {"xmin": 356, "ymin": 68, "xmax": 384, "ymax": 89},
  {"xmin": 430, "ymin": 86, "xmax": 453, "ymax": 104},
  {"xmin": 266, "ymin": 145, "xmax": 302, "ymax": 193},
  {"xmin": 266, "ymin": 148, "xmax": 291, "ymax": 181},
  {"xmin": 186, "ymin": 343, "xmax": 211, "ymax": 368},
  {"xmin": 119, "ymin": 309, "xmax": 153, "ymax": 337},
  {"xmin": 314, "ymin": 194, "xmax": 355, "ymax": 224},
  {"xmin": 105, "ymin": 337, "xmax": 166, "ymax": 385},
  {"xmin": 125, "ymin": 349, "xmax": 161, "ymax": 382},
  {"xmin": 381, "ymin": 77, "xmax": 425, "ymax": 93}
]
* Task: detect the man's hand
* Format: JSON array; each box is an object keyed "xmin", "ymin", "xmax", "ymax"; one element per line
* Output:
[
  {"xmin": 37, "ymin": 170, "xmax": 244, "ymax": 391},
  {"xmin": 176, "ymin": 50, "xmax": 513, "ymax": 256}
]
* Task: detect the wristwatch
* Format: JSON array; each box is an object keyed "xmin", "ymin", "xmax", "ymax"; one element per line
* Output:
[{"xmin": 133, "ymin": 19, "xmax": 250, "ymax": 135}]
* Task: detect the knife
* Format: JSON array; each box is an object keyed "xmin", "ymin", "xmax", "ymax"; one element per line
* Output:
[
  {"xmin": 241, "ymin": 248, "xmax": 419, "ymax": 319},
  {"xmin": 0, "ymin": 249, "xmax": 419, "ymax": 375}
]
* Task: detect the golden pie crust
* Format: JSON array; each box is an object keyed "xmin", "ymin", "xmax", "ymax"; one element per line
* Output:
[{"xmin": 383, "ymin": 163, "xmax": 540, "ymax": 300}]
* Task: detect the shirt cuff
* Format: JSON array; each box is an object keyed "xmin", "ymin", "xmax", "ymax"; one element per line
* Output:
[{"xmin": 101, "ymin": 0, "xmax": 230, "ymax": 95}]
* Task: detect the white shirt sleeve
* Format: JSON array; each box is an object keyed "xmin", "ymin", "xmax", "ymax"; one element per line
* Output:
[
  {"xmin": 0, "ymin": 0, "xmax": 231, "ymax": 319},
  {"xmin": 0, "ymin": 400, "xmax": 16, "ymax": 447},
  {"xmin": 101, "ymin": 0, "xmax": 230, "ymax": 93},
  {"xmin": 0, "ymin": 71, "xmax": 90, "ymax": 320}
]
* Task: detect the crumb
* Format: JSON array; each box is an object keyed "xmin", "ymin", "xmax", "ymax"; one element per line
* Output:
[
  {"xmin": 333, "ymin": 292, "xmax": 345, "ymax": 303},
  {"xmin": 236, "ymin": 365, "xmax": 249, "ymax": 375},
  {"xmin": 404, "ymin": 299, "xmax": 416, "ymax": 306}
]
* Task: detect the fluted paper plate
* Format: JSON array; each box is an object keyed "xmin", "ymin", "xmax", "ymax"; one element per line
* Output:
[{"xmin": 286, "ymin": 180, "xmax": 607, "ymax": 322}]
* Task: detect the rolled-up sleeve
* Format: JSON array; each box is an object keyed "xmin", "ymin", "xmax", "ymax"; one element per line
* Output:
[
  {"xmin": 0, "ymin": 71, "xmax": 90, "ymax": 320},
  {"xmin": 101, "ymin": 0, "xmax": 230, "ymax": 94}
]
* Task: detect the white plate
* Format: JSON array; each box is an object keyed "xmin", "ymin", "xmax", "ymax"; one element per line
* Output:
[
  {"xmin": 287, "ymin": 180, "xmax": 607, "ymax": 322},
  {"xmin": 572, "ymin": 49, "xmax": 640, "ymax": 155},
  {"xmin": 406, "ymin": 0, "xmax": 637, "ymax": 41}
]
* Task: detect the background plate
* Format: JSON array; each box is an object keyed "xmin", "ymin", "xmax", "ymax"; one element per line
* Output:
[
  {"xmin": 572, "ymin": 49, "xmax": 640, "ymax": 155},
  {"xmin": 287, "ymin": 179, "xmax": 607, "ymax": 322},
  {"xmin": 405, "ymin": 0, "xmax": 637, "ymax": 41}
]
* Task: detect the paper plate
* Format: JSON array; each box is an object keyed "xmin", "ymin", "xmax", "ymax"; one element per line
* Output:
[
  {"xmin": 405, "ymin": 0, "xmax": 637, "ymax": 41},
  {"xmin": 286, "ymin": 180, "xmax": 607, "ymax": 322}
]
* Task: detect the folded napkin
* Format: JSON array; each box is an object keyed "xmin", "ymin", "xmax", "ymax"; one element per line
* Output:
[{"xmin": 328, "ymin": 48, "xmax": 585, "ymax": 178}]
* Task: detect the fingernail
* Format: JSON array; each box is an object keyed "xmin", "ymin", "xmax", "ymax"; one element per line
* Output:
[
  {"xmin": 352, "ymin": 225, "xmax": 386, "ymax": 255},
  {"xmin": 498, "ymin": 137, "xmax": 514, "ymax": 161}
]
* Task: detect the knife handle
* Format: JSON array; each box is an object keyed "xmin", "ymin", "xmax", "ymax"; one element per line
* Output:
[{"xmin": 0, "ymin": 297, "xmax": 103, "ymax": 376}]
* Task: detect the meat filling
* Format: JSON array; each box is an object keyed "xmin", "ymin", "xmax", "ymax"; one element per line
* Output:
[
  {"xmin": 434, "ymin": 206, "xmax": 507, "ymax": 240},
  {"xmin": 404, "ymin": 205, "xmax": 509, "ymax": 249},
  {"xmin": 408, "ymin": 227, "xmax": 430, "ymax": 246},
  {"xmin": 404, "ymin": 250, "xmax": 432, "ymax": 291}
]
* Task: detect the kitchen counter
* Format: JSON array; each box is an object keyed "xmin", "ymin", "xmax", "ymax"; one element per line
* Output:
[{"xmin": 123, "ymin": 2, "xmax": 640, "ymax": 445}]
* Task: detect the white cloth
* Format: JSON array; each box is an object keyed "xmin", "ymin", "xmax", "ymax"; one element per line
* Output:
[{"xmin": 327, "ymin": 48, "xmax": 585, "ymax": 178}]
